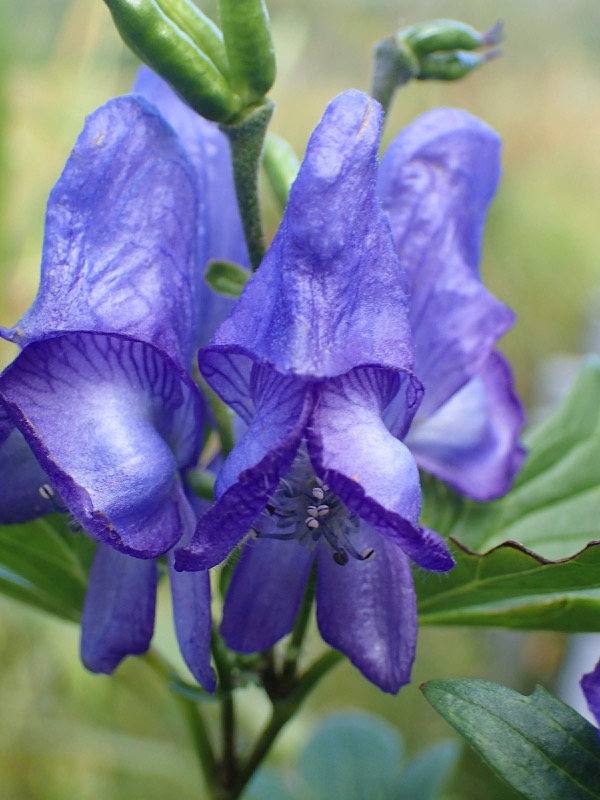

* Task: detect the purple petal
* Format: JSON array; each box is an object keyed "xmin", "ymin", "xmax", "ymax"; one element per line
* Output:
[
  {"xmin": 81, "ymin": 543, "xmax": 157, "ymax": 674},
  {"xmin": 316, "ymin": 523, "xmax": 417, "ymax": 693},
  {"xmin": 407, "ymin": 352, "xmax": 526, "ymax": 501},
  {"xmin": 308, "ymin": 368, "xmax": 454, "ymax": 573},
  {"xmin": 176, "ymin": 366, "xmax": 311, "ymax": 570},
  {"xmin": 221, "ymin": 535, "xmax": 314, "ymax": 652},
  {"xmin": 0, "ymin": 333, "xmax": 203, "ymax": 558},
  {"xmin": 134, "ymin": 68, "xmax": 250, "ymax": 345},
  {"xmin": 205, "ymin": 90, "xmax": 414, "ymax": 378},
  {"xmin": 582, "ymin": 659, "xmax": 600, "ymax": 729},
  {"xmin": 0, "ymin": 421, "xmax": 54, "ymax": 523},
  {"xmin": 378, "ymin": 107, "xmax": 514, "ymax": 415},
  {"xmin": 200, "ymin": 350, "xmax": 256, "ymax": 424},
  {"xmin": 168, "ymin": 553, "xmax": 216, "ymax": 691},
  {"xmin": 2, "ymin": 96, "xmax": 201, "ymax": 368}
]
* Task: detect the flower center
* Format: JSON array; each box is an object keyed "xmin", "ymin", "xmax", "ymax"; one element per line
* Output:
[{"xmin": 255, "ymin": 450, "xmax": 374, "ymax": 566}]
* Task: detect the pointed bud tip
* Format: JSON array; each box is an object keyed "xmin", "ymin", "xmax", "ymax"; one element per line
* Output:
[{"xmin": 482, "ymin": 20, "xmax": 504, "ymax": 47}]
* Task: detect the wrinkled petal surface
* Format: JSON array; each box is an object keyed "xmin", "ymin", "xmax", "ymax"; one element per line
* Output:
[
  {"xmin": 176, "ymin": 366, "xmax": 311, "ymax": 570},
  {"xmin": 407, "ymin": 352, "xmax": 526, "ymax": 501},
  {"xmin": 206, "ymin": 90, "xmax": 414, "ymax": 379},
  {"xmin": 81, "ymin": 543, "xmax": 157, "ymax": 674},
  {"xmin": 308, "ymin": 368, "xmax": 454, "ymax": 572},
  {"xmin": 0, "ymin": 421, "xmax": 53, "ymax": 523},
  {"xmin": 581, "ymin": 659, "xmax": 600, "ymax": 730},
  {"xmin": 0, "ymin": 333, "xmax": 202, "ymax": 557},
  {"xmin": 134, "ymin": 68, "xmax": 249, "ymax": 345},
  {"xmin": 316, "ymin": 523, "xmax": 417, "ymax": 693},
  {"xmin": 3, "ymin": 96, "xmax": 201, "ymax": 367},
  {"xmin": 378, "ymin": 107, "xmax": 514, "ymax": 415},
  {"xmin": 221, "ymin": 535, "xmax": 314, "ymax": 652}
]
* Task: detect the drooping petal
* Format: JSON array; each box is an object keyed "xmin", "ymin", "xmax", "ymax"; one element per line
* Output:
[
  {"xmin": 308, "ymin": 368, "xmax": 454, "ymax": 572},
  {"xmin": 221, "ymin": 535, "xmax": 315, "ymax": 652},
  {"xmin": 175, "ymin": 365, "xmax": 311, "ymax": 570},
  {"xmin": 205, "ymin": 89, "xmax": 414, "ymax": 379},
  {"xmin": 378, "ymin": 107, "xmax": 514, "ymax": 416},
  {"xmin": 316, "ymin": 523, "xmax": 417, "ymax": 694},
  {"xmin": 0, "ymin": 333, "xmax": 202, "ymax": 557},
  {"xmin": 81, "ymin": 543, "xmax": 157, "ymax": 674},
  {"xmin": 2, "ymin": 95, "xmax": 201, "ymax": 368},
  {"xmin": 581, "ymin": 659, "xmax": 600, "ymax": 730},
  {"xmin": 168, "ymin": 554, "xmax": 216, "ymax": 691},
  {"xmin": 0, "ymin": 420, "xmax": 54, "ymax": 523},
  {"xmin": 407, "ymin": 352, "xmax": 526, "ymax": 501},
  {"xmin": 134, "ymin": 68, "xmax": 250, "ymax": 345}
]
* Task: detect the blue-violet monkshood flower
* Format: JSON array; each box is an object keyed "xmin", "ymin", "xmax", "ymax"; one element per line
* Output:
[
  {"xmin": 175, "ymin": 90, "xmax": 524, "ymax": 693},
  {"xmin": 0, "ymin": 69, "xmax": 249, "ymax": 686},
  {"xmin": 582, "ymin": 659, "xmax": 600, "ymax": 739}
]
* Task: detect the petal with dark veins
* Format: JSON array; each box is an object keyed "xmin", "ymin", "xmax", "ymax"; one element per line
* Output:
[
  {"xmin": 176, "ymin": 366, "xmax": 311, "ymax": 570},
  {"xmin": 0, "ymin": 333, "xmax": 202, "ymax": 557}
]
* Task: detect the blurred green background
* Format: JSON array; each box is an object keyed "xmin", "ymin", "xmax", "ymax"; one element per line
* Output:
[{"xmin": 1, "ymin": 0, "xmax": 599, "ymax": 798}]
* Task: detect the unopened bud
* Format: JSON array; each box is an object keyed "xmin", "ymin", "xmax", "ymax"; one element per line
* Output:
[
  {"xmin": 417, "ymin": 49, "xmax": 501, "ymax": 82},
  {"xmin": 219, "ymin": 0, "xmax": 276, "ymax": 103},
  {"xmin": 401, "ymin": 19, "xmax": 503, "ymax": 58},
  {"xmin": 103, "ymin": 0, "xmax": 242, "ymax": 122}
]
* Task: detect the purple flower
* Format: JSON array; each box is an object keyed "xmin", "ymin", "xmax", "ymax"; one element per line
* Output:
[
  {"xmin": 0, "ymin": 71, "xmax": 247, "ymax": 687},
  {"xmin": 175, "ymin": 90, "xmax": 524, "ymax": 693},
  {"xmin": 378, "ymin": 109, "xmax": 525, "ymax": 500},
  {"xmin": 582, "ymin": 659, "xmax": 600, "ymax": 734}
]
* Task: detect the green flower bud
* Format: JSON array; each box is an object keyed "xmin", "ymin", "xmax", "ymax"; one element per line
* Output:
[
  {"xmin": 103, "ymin": 0, "xmax": 243, "ymax": 123},
  {"xmin": 417, "ymin": 50, "xmax": 500, "ymax": 81},
  {"xmin": 402, "ymin": 19, "xmax": 503, "ymax": 57},
  {"xmin": 153, "ymin": 0, "xmax": 230, "ymax": 78},
  {"xmin": 219, "ymin": 0, "xmax": 276, "ymax": 103},
  {"xmin": 371, "ymin": 18, "xmax": 503, "ymax": 119}
]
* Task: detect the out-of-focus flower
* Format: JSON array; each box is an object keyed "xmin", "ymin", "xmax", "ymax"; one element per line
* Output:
[
  {"xmin": 582, "ymin": 660, "xmax": 600, "ymax": 733},
  {"xmin": 0, "ymin": 71, "xmax": 248, "ymax": 686},
  {"xmin": 378, "ymin": 106, "xmax": 526, "ymax": 501},
  {"xmin": 176, "ymin": 90, "xmax": 524, "ymax": 693}
]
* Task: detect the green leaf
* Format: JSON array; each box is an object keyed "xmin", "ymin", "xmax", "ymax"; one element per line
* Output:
[
  {"xmin": 205, "ymin": 258, "xmax": 250, "ymax": 298},
  {"xmin": 416, "ymin": 540, "xmax": 600, "ymax": 630},
  {"xmin": 417, "ymin": 357, "xmax": 600, "ymax": 631},
  {"xmin": 0, "ymin": 516, "xmax": 92, "ymax": 621},
  {"xmin": 397, "ymin": 740, "xmax": 460, "ymax": 800},
  {"xmin": 299, "ymin": 713, "xmax": 403, "ymax": 800},
  {"xmin": 421, "ymin": 679, "xmax": 600, "ymax": 800}
]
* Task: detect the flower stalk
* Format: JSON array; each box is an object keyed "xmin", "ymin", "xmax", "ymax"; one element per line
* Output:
[{"xmin": 221, "ymin": 100, "xmax": 274, "ymax": 271}]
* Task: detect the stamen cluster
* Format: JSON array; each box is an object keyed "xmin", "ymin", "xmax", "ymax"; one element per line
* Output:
[{"xmin": 256, "ymin": 450, "xmax": 374, "ymax": 565}]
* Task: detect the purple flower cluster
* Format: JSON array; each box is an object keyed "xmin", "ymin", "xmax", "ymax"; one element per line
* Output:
[{"xmin": 0, "ymin": 71, "xmax": 524, "ymax": 692}]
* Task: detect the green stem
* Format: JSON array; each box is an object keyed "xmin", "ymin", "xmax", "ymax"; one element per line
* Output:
[
  {"xmin": 222, "ymin": 100, "xmax": 274, "ymax": 271},
  {"xmin": 370, "ymin": 36, "xmax": 417, "ymax": 118},
  {"xmin": 212, "ymin": 632, "xmax": 238, "ymax": 791},
  {"xmin": 231, "ymin": 649, "xmax": 344, "ymax": 799},
  {"xmin": 142, "ymin": 649, "xmax": 216, "ymax": 792}
]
